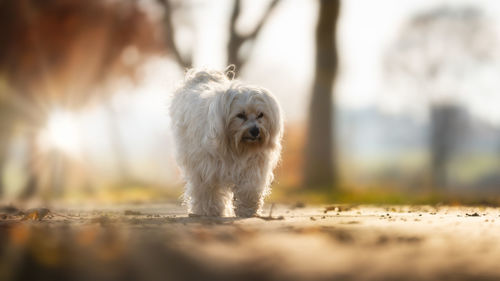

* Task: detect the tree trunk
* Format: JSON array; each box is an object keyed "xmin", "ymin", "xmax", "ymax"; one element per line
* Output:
[
  {"xmin": 103, "ymin": 97, "xmax": 132, "ymax": 183},
  {"xmin": 0, "ymin": 137, "xmax": 8, "ymax": 197},
  {"xmin": 303, "ymin": 0, "xmax": 339, "ymax": 189},
  {"xmin": 430, "ymin": 104, "xmax": 461, "ymax": 189},
  {"xmin": 19, "ymin": 131, "xmax": 39, "ymax": 200},
  {"xmin": 0, "ymin": 105, "xmax": 15, "ymax": 198}
]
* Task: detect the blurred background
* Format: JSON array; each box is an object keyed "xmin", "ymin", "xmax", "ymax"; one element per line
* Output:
[{"xmin": 1, "ymin": 0, "xmax": 500, "ymax": 205}]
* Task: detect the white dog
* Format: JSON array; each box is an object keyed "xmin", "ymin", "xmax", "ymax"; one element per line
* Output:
[{"xmin": 169, "ymin": 68, "xmax": 283, "ymax": 217}]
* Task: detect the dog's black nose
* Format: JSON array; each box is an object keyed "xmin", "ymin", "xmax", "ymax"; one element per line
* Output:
[{"xmin": 249, "ymin": 126, "xmax": 260, "ymax": 137}]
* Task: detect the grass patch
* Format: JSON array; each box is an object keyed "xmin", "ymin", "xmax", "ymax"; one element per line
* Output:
[{"xmin": 270, "ymin": 185, "xmax": 500, "ymax": 206}]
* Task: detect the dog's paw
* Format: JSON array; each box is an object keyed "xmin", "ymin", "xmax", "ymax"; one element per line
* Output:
[{"xmin": 234, "ymin": 207, "xmax": 259, "ymax": 218}]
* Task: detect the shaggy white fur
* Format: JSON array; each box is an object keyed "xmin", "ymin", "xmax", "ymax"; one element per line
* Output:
[{"xmin": 169, "ymin": 68, "xmax": 283, "ymax": 217}]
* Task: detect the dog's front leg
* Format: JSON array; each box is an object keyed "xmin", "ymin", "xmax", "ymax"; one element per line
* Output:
[
  {"xmin": 186, "ymin": 179, "xmax": 229, "ymax": 217},
  {"xmin": 233, "ymin": 175, "xmax": 267, "ymax": 217}
]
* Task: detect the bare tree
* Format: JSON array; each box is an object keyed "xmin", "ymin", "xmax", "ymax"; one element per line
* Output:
[
  {"xmin": 302, "ymin": 0, "xmax": 340, "ymax": 189},
  {"xmin": 385, "ymin": 6, "xmax": 495, "ymax": 189},
  {"xmin": 158, "ymin": 0, "xmax": 280, "ymax": 72}
]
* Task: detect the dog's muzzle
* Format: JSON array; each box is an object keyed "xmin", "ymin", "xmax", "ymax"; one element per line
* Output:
[{"xmin": 242, "ymin": 126, "xmax": 261, "ymax": 142}]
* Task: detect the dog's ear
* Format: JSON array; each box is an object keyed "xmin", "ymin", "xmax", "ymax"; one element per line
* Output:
[
  {"xmin": 207, "ymin": 89, "xmax": 236, "ymax": 144},
  {"xmin": 262, "ymin": 89, "xmax": 284, "ymax": 146}
]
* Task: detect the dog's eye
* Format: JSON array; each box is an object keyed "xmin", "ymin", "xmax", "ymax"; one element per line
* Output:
[
  {"xmin": 236, "ymin": 113, "xmax": 246, "ymax": 120},
  {"xmin": 257, "ymin": 113, "xmax": 264, "ymax": 119}
]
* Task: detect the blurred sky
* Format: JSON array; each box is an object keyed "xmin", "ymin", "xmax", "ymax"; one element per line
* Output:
[{"xmin": 14, "ymin": 0, "xmax": 500, "ymax": 190}]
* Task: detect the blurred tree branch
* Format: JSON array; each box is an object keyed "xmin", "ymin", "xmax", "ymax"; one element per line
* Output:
[
  {"xmin": 158, "ymin": 0, "xmax": 280, "ymax": 73},
  {"xmin": 158, "ymin": 0, "xmax": 193, "ymax": 68},
  {"xmin": 228, "ymin": 0, "xmax": 280, "ymax": 70}
]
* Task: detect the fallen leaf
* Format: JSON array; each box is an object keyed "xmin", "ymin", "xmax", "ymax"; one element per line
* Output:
[
  {"xmin": 466, "ymin": 212, "xmax": 480, "ymax": 217},
  {"xmin": 324, "ymin": 205, "xmax": 353, "ymax": 213},
  {"xmin": 324, "ymin": 206, "xmax": 337, "ymax": 213},
  {"xmin": 21, "ymin": 208, "xmax": 51, "ymax": 221},
  {"xmin": 124, "ymin": 210, "xmax": 143, "ymax": 216}
]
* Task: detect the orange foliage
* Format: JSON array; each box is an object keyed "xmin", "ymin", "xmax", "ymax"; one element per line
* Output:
[
  {"xmin": 0, "ymin": 0, "xmax": 162, "ymax": 109},
  {"xmin": 275, "ymin": 124, "xmax": 306, "ymax": 188}
]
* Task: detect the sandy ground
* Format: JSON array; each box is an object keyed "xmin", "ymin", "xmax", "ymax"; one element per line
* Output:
[{"xmin": 1, "ymin": 203, "xmax": 500, "ymax": 281}]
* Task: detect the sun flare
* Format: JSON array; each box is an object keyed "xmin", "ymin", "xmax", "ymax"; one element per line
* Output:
[{"xmin": 40, "ymin": 110, "xmax": 81, "ymax": 157}]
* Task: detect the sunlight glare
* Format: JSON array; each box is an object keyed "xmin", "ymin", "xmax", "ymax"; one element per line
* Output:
[{"xmin": 42, "ymin": 110, "xmax": 81, "ymax": 157}]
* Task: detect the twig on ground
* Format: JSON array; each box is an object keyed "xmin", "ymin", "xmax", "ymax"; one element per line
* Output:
[{"xmin": 256, "ymin": 203, "xmax": 284, "ymax": 221}]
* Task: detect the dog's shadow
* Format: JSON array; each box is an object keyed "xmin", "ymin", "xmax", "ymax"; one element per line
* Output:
[
  {"xmin": 165, "ymin": 215, "xmax": 245, "ymax": 225},
  {"xmin": 164, "ymin": 214, "xmax": 284, "ymax": 225}
]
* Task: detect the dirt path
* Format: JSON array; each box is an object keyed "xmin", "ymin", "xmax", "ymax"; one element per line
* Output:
[{"xmin": 1, "ymin": 203, "xmax": 500, "ymax": 281}]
